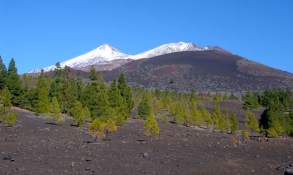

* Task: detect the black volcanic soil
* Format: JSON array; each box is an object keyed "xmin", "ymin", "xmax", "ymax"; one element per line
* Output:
[
  {"xmin": 104, "ymin": 51, "xmax": 293, "ymax": 92},
  {"xmin": 0, "ymin": 108, "xmax": 292, "ymax": 175}
]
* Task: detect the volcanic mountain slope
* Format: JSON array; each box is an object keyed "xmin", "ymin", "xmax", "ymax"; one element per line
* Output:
[
  {"xmin": 104, "ymin": 49, "xmax": 293, "ymax": 92},
  {"xmin": 29, "ymin": 41, "xmax": 293, "ymax": 92}
]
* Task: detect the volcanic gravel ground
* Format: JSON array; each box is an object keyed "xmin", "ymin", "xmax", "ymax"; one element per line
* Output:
[{"xmin": 0, "ymin": 108, "xmax": 292, "ymax": 175}]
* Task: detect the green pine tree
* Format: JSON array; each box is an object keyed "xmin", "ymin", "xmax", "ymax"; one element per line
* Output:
[
  {"xmin": 70, "ymin": 100, "xmax": 85, "ymax": 127},
  {"xmin": 144, "ymin": 112, "xmax": 160, "ymax": 136},
  {"xmin": 286, "ymin": 111, "xmax": 293, "ymax": 136},
  {"xmin": 89, "ymin": 66, "xmax": 104, "ymax": 82},
  {"xmin": 245, "ymin": 111, "xmax": 260, "ymax": 133},
  {"xmin": 137, "ymin": 94, "xmax": 151, "ymax": 119},
  {"xmin": 0, "ymin": 56, "xmax": 7, "ymax": 89},
  {"xmin": 118, "ymin": 73, "xmax": 133, "ymax": 114},
  {"xmin": 6, "ymin": 58, "xmax": 23, "ymax": 105},
  {"xmin": 35, "ymin": 72, "xmax": 50, "ymax": 113},
  {"xmin": 0, "ymin": 87, "xmax": 12, "ymax": 113},
  {"xmin": 190, "ymin": 102, "xmax": 202, "ymax": 126},
  {"xmin": 82, "ymin": 106, "xmax": 91, "ymax": 122},
  {"xmin": 50, "ymin": 97, "xmax": 62, "ymax": 123},
  {"xmin": 108, "ymin": 79, "xmax": 124, "ymax": 109},
  {"xmin": 229, "ymin": 113, "xmax": 239, "ymax": 134},
  {"xmin": 0, "ymin": 87, "xmax": 17, "ymax": 126},
  {"xmin": 243, "ymin": 91, "xmax": 259, "ymax": 110},
  {"xmin": 260, "ymin": 109, "xmax": 284, "ymax": 137}
]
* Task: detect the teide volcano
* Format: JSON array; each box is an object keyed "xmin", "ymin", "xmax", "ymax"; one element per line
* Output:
[
  {"xmin": 30, "ymin": 42, "xmax": 206, "ymax": 73},
  {"xmin": 29, "ymin": 42, "xmax": 293, "ymax": 92}
]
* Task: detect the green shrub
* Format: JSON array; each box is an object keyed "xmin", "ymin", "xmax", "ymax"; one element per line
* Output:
[
  {"xmin": 245, "ymin": 111, "xmax": 260, "ymax": 133},
  {"xmin": 285, "ymin": 111, "xmax": 293, "ymax": 136},
  {"xmin": 200, "ymin": 108, "xmax": 213, "ymax": 127},
  {"xmin": 242, "ymin": 91, "xmax": 259, "ymax": 110},
  {"xmin": 241, "ymin": 130, "xmax": 249, "ymax": 140},
  {"xmin": 49, "ymin": 97, "xmax": 62, "ymax": 123},
  {"xmin": 89, "ymin": 118, "xmax": 105, "ymax": 138},
  {"xmin": 266, "ymin": 128, "xmax": 279, "ymax": 138},
  {"xmin": 229, "ymin": 113, "xmax": 239, "ymax": 134},
  {"xmin": 137, "ymin": 94, "xmax": 151, "ymax": 119},
  {"xmin": 89, "ymin": 118, "xmax": 117, "ymax": 139},
  {"xmin": 104, "ymin": 119, "xmax": 117, "ymax": 133},
  {"xmin": 144, "ymin": 113, "xmax": 160, "ymax": 136},
  {"xmin": 70, "ymin": 101, "xmax": 86, "ymax": 127},
  {"xmin": 1, "ymin": 112, "xmax": 17, "ymax": 126}
]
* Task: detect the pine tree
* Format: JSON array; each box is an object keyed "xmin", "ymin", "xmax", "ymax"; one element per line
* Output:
[
  {"xmin": 0, "ymin": 56, "xmax": 7, "ymax": 89},
  {"xmin": 55, "ymin": 62, "xmax": 62, "ymax": 77},
  {"xmin": 89, "ymin": 66, "xmax": 98, "ymax": 81},
  {"xmin": 108, "ymin": 79, "xmax": 124, "ymax": 109},
  {"xmin": 95, "ymin": 83, "xmax": 111, "ymax": 117},
  {"xmin": 229, "ymin": 113, "xmax": 239, "ymax": 134},
  {"xmin": 286, "ymin": 111, "xmax": 293, "ymax": 136},
  {"xmin": 243, "ymin": 91, "xmax": 259, "ymax": 110},
  {"xmin": 6, "ymin": 58, "xmax": 22, "ymax": 105},
  {"xmin": 190, "ymin": 102, "xmax": 202, "ymax": 126},
  {"xmin": 200, "ymin": 108, "xmax": 213, "ymax": 127},
  {"xmin": 50, "ymin": 97, "xmax": 62, "ymax": 123},
  {"xmin": 83, "ymin": 106, "xmax": 91, "ymax": 122},
  {"xmin": 0, "ymin": 87, "xmax": 17, "ymax": 126},
  {"xmin": 108, "ymin": 79, "xmax": 127, "ymax": 121},
  {"xmin": 49, "ymin": 63, "xmax": 64, "ymax": 102},
  {"xmin": 70, "ymin": 100, "xmax": 85, "ymax": 126},
  {"xmin": 172, "ymin": 102, "xmax": 186, "ymax": 125},
  {"xmin": 212, "ymin": 103, "xmax": 223, "ymax": 129},
  {"xmin": 0, "ymin": 87, "xmax": 12, "ymax": 113},
  {"xmin": 35, "ymin": 72, "xmax": 50, "ymax": 113},
  {"xmin": 245, "ymin": 111, "xmax": 260, "ymax": 133},
  {"xmin": 260, "ymin": 109, "xmax": 284, "ymax": 137},
  {"xmin": 137, "ymin": 94, "xmax": 151, "ymax": 119},
  {"xmin": 118, "ymin": 73, "xmax": 133, "ymax": 114},
  {"xmin": 144, "ymin": 112, "xmax": 160, "ymax": 136},
  {"xmin": 60, "ymin": 78, "xmax": 79, "ymax": 112},
  {"xmin": 89, "ymin": 66, "xmax": 103, "ymax": 82}
]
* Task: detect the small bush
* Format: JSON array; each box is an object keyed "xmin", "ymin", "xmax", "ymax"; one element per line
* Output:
[
  {"xmin": 1, "ymin": 112, "xmax": 17, "ymax": 126},
  {"xmin": 229, "ymin": 113, "xmax": 239, "ymax": 134},
  {"xmin": 144, "ymin": 114, "xmax": 160, "ymax": 136},
  {"xmin": 137, "ymin": 94, "xmax": 151, "ymax": 119},
  {"xmin": 89, "ymin": 119, "xmax": 105, "ymax": 138},
  {"xmin": 241, "ymin": 130, "xmax": 249, "ymax": 141},
  {"xmin": 49, "ymin": 97, "xmax": 62, "ymax": 123},
  {"xmin": 70, "ymin": 101, "xmax": 86, "ymax": 127},
  {"xmin": 105, "ymin": 119, "xmax": 117, "ymax": 133},
  {"xmin": 266, "ymin": 128, "xmax": 279, "ymax": 138},
  {"xmin": 89, "ymin": 118, "xmax": 117, "ymax": 139},
  {"xmin": 245, "ymin": 111, "xmax": 260, "ymax": 133}
]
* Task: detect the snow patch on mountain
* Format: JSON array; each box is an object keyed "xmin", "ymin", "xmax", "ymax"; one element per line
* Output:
[{"xmin": 129, "ymin": 42, "xmax": 207, "ymax": 60}]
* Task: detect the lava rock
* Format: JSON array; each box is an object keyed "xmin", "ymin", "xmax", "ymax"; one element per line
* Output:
[
  {"xmin": 285, "ymin": 165, "xmax": 293, "ymax": 175},
  {"xmin": 3, "ymin": 155, "xmax": 14, "ymax": 162},
  {"xmin": 142, "ymin": 152, "xmax": 149, "ymax": 158}
]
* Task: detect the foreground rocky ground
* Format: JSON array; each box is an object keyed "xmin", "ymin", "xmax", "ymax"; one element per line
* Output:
[{"xmin": 0, "ymin": 108, "xmax": 292, "ymax": 175}]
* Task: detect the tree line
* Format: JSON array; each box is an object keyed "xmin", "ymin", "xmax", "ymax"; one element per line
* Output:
[
  {"xmin": 135, "ymin": 87, "xmax": 293, "ymax": 138},
  {"xmin": 243, "ymin": 89, "xmax": 293, "ymax": 137},
  {"xmin": 0, "ymin": 58, "xmax": 133, "ymax": 138}
]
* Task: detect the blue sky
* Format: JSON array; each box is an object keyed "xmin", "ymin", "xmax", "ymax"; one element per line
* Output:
[{"xmin": 0, "ymin": 0, "xmax": 292, "ymax": 73}]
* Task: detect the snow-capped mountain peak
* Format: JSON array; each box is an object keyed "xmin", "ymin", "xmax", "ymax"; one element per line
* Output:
[
  {"xmin": 129, "ymin": 41, "xmax": 207, "ymax": 60},
  {"xmin": 33, "ymin": 44, "xmax": 129, "ymax": 72},
  {"xmin": 29, "ymin": 41, "xmax": 212, "ymax": 73}
]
